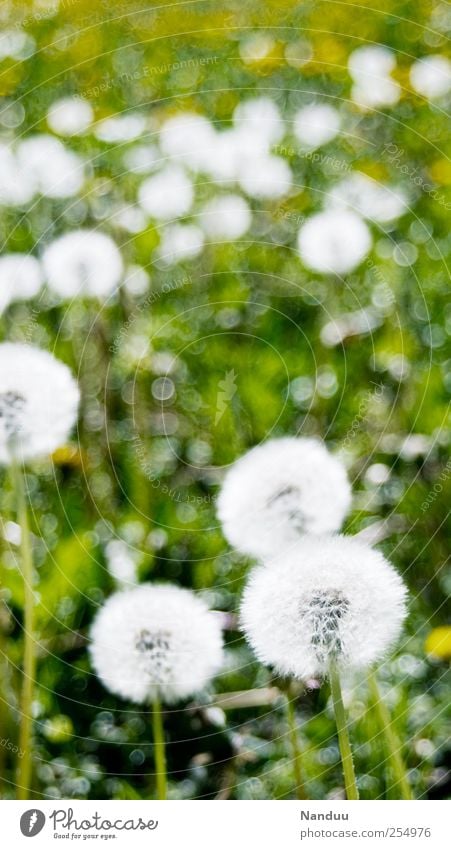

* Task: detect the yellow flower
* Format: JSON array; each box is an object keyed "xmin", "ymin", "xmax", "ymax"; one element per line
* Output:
[{"xmin": 425, "ymin": 627, "xmax": 451, "ymax": 660}]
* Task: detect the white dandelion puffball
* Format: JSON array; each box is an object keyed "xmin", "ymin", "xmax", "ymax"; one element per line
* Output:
[
  {"xmin": 348, "ymin": 45, "xmax": 397, "ymax": 80},
  {"xmin": 199, "ymin": 194, "xmax": 251, "ymax": 240},
  {"xmin": 42, "ymin": 230, "xmax": 123, "ymax": 298},
  {"xmin": 94, "ymin": 114, "xmax": 146, "ymax": 143},
  {"xmin": 327, "ymin": 172, "xmax": 408, "ymax": 224},
  {"xmin": 0, "ymin": 144, "xmax": 35, "ymax": 207},
  {"xmin": 201, "ymin": 128, "xmax": 262, "ymax": 183},
  {"xmin": 123, "ymin": 144, "xmax": 160, "ymax": 175},
  {"xmin": 233, "ymin": 97, "xmax": 284, "ymax": 145},
  {"xmin": 348, "ymin": 46, "xmax": 400, "ymax": 108},
  {"xmin": 105, "ymin": 540, "xmax": 138, "ymax": 588},
  {"xmin": 0, "ymin": 29, "xmax": 35, "ymax": 61},
  {"xmin": 410, "ymin": 55, "xmax": 451, "ymax": 99},
  {"xmin": 217, "ymin": 437, "xmax": 352, "ymax": 559},
  {"xmin": 138, "ymin": 165, "xmax": 194, "ymax": 221},
  {"xmin": 122, "ymin": 264, "xmax": 150, "ymax": 296},
  {"xmin": 89, "ymin": 583, "xmax": 224, "ymax": 704},
  {"xmin": 351, "ymin": 77, "xmax": 401, "ymax": 109},
  {"xmin": 16, "ymin": 135, "xmax": 85, "ymax": 199},
  {"xmin": 241, "ymin": 535, "xmax": 408, "ymax": 680},
  {"xmin": 157, "ymin": 224, "xmax": 204, "ymax": 265},
  {"xmin": 159, "ymin": 112, "xmax": 216, "ymax": 170},
  {"xmin": 113, "ymin": 204, "xmax": 147, "ymax": 234},
  {"xmin": 238, "ymin": 154, "xmax": 292, "ymax": 199},
  {"xmin": 0, "ymin": 343, "xmax": 80, "ymax": 464},
  {"xmin": 47, "ymin": 96, "xmax": 94, "ymax": 136},
  {"xmin": 293, "ymin": 103, "xmax": 341, "ymax": 149},
  {"xmin": 298, "ymin": 209, "xmax": 371, "ymax": 275},
  {"xmin": 240, "ymin": 33, "xmax": 274, "ymax": 64},
  {"xmin": 0, "ymin": 254, "xmax": 43, "ymax": 313}
]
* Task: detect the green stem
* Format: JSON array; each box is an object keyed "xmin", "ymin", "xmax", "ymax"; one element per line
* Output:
[
  {"xmin": 328, "ymin": 656, "xmax": 359, "ymax": 800},
  {"xmin": 0, "ymin": 667, "xmax": 6, "ymax": 791},
  {"xmin": 367, "ymin": 670, "xmax": 412, "ymax": 800},
  {"xmin": 286, "ymin": 696, "xmax": 308, "ymax": 799},
  {"xmin": 10, "ymin": 460, "xmax": 35, "ymax": 800},
  {"xmin": 151, "ymin": 696, "xmax": 167, "ymax": 800}
]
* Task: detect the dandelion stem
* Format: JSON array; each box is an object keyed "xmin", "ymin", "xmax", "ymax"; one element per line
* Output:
[
  {"xmin": 10, "ymin": 459, "xmax": 35, "ymax": 800},
  {"xmin": 367, "ymin": 669, "xmax": 412, "ymax": 799},
  {"xmin": 328, "ymin": 656, "xmax": 359, "ymax": 800},
  {"xmin": 285, "ymin": 695, "xmax": 308, "ymax": 799},
  {"xmin": 151, "ymin": 696, "xmax": 167, "ymax": 800}
]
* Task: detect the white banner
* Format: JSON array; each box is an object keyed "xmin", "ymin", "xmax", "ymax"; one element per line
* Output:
[{"xmin": 1, "ymin": 800, "xmax": 447, "ymax": 848}]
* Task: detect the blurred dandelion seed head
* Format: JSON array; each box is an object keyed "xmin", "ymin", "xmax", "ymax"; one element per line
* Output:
[
  {"xmin": 42, "ymin": 230, "xmax": 123, "ymax": 299},
  {"xmin": 0, "ymin": 343, "xmax": 80, "ymax": 464},
  {"xmin": 0, "ymin": 254, "xmax": 43, "ymax": 313},
  {"xmin": 297, "ymin": 210, "xmax": 371, "ymax": 275},
  {"xmin": 217, "ymin": 437, "xmax": 352, "ymax": 558}
]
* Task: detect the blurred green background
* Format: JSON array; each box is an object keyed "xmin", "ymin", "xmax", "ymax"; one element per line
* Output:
[{"xmin": 0, "ymin": 0, "xmax": 450, "ymax": 800}]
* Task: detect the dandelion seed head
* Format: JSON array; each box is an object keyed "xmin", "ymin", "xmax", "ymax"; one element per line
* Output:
[
  {"xmin": 298, "ymin": 209, "xmax": 371, "ymax": 274},
  {"xmin": 199, "ymin": 194, "xmax": 251, "ymax": 240},
  {"xmin": 122, "ymin": 264, "xmax": 150, "ymax": 296},
  {"xmin": 200, "ymin": 128, "xmax": 259, "ymax": 183},
  {"xmin": 0, "ymin": 29, "xmax": 35, "ymax": 61},
  {"xmin": 105, "ymin": 540, "xmax": 138, "ymax": 588},
  {"xmin": 233, "ymin": 97, "xmax": 284, "ymax": 145},
  {"xmin": 42, "ymin": 229, "xmax": 123, "ymax": 298},
  {"xmin": 240, "ymin": 534, "xmax": 408, "ymax": 679},
  {"xmin": 217, "ymin": 437, "xmax": 352, "ymax": 558},
  {"xmin": 348, "ymin": 46, "xmax": 400, "ymax": 108},
  {"xmin": 138, "ymin": 165, "xmax": 193, "ymax": 221},
  {"xmin": 113, "ymin": 204, "xmax": 147, "ymax": 234},
  {"xmin": 157, "ymin": 224, "xmax": 204, "ymax": 265},
  {"xmin": 123, "ymin": 144, "xmax": 160, "ymax": 175},
  {"xmin": 348, "ymin": 45, "xmax": 397, "ymax": 79},
  {"xmin": 293, "ymin": 103, "xmax": 341, "ymax": 149},
  {"xmin": 89, "ymin": 583, "xmax": 224, "ymax": 704},
  {"xmin": 0, "ymin": 343, "xmax": 80, "ymax": 464},
  {"xmin": 238, "ymin": 154, "xmax": 292, "ymax": 200},
  {"xmin": 0, "ymin": 254, "xmax": 43, "ymax": 313},
  {"xmin": 240, "ymin": 33, "xmax": 275, "ymax": 64},
  {"xmin": 0, "ymin": 144, "xmax": 35, "ymax": 206},
  {"xmin": 410, "ymin": 55, "xmax": 451, "ymax": 99},
  {"xmin": 0, "ymin": 390, "xmax": 26, "ymax": 438},
  {"xmin": 351, "ymin": 78, "xmax": 401, "ymax": 109},
  {"xmin": 159, "ymin": 113, "xmax": 216, "ymax": 170},
  {"xmin": 16, "ymin": 135, "xmax": 85, "ymax": 199},
  {"xmin": 298, "ymin": 589, "xmax": 350, "ymax": 666},
  {"xmin": 47, "ymin": 97, "xmax": 94, "ymax": 136},
  {"xmin": 327, "ymin": 172, "xmax": 408, "ymax": 223},
  {"xmin": 94, "ymin": 114, "xmax": 146, "ymax": 143}
]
